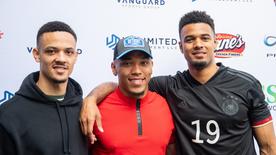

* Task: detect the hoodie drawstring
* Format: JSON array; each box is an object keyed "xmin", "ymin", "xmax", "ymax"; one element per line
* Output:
[
  {"xmin": 56, "ymin": 102, "xmax": 71, "ymax": 154},
  {"xmin": 64, "ymin": 107, "xmax": 71, "ymax": 154}
]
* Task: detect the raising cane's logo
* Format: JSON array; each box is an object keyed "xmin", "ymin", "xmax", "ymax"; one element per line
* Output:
[{"xmin": 215, "ymin": 33, "xmax": 245, "ymax": 58}]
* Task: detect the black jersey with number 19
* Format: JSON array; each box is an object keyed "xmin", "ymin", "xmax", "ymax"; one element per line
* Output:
[{"xmin": 149, "ymin": 63, "xmax": 272, "ymax": 155}]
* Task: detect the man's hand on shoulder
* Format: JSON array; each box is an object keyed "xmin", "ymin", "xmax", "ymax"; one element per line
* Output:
[{"xmin": 80, "ymin": 96, "xmax": 103, "ymax": 144}]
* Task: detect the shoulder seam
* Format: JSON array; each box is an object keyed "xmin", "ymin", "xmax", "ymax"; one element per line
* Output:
[{"xmin": 226, "ymin": 68, "xmax": 258, "ymax": 85}]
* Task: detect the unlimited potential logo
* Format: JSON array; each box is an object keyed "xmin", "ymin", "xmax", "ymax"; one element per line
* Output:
[
  {"xmin": 0, "ymin": 31, "xmax": 4, "ymax": 39},
  {"xmin": 106, "ymin": 34, "xmax": 120, "ymax": 50},
  {"xmin": 106, "ymin": 34, "xmax": 178, "ymax": 51},
  {"xmin": 215, "ymin": 33, "xmax": 245, "ymax": 58},
  {"xmin": 117, "ymin": 0, "xmax": 165, "ymax": 9},
  {"xmin": 0, "ymin": 91, "xmax": 14, "ymax": 105}
]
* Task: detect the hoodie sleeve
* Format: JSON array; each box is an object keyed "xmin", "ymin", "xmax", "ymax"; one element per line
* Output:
[{"xmin": 0, "ymin": 125, "xmax": 16, "ymax": 155}]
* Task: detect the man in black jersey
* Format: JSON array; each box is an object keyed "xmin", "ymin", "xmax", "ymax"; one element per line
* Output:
[{"xmin": 80, "ymin": 11, "xmax": 276, "ymax": 155}]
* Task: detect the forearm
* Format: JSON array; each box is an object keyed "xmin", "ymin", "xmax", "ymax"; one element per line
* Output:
[
  {"xmin": 86, "ymin": 82, "xmax": 117, "ymax": 104},
  {"xmin": 255, "ymin": 122, "xmax": 276, "ymax": 155},
  {"xmin": 80, "ymin": 82, "xmax": 117, "ymax": 140},
  {"xmin": 259, "ymin": 140, "xmax": 276, "ymax": 155}
]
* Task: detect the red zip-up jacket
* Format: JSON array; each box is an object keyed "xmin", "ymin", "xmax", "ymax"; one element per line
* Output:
[{"xmin": 91, "ymin": 87, "xmax": 174, "ymax": 155}]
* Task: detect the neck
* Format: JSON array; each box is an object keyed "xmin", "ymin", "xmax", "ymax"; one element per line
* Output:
[
  {"xmin": 120, "ymin": 87, "xmax": 148, "ymax": 99},
  {"xmin": 188, "ymin": 63, "xmax": 218, "ymax": 84},
  {"xmin": 36, "ymin": 75, "xmax": 67, "ymax": 96}
]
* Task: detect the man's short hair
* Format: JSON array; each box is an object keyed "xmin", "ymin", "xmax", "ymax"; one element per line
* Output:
[
  {"xmin": 178, "ymin": 10, "xmax": 215, "ymax": 38},
  {"xmin": 36, "ymin": 21, "xmax": 77, "ymax": 46}
]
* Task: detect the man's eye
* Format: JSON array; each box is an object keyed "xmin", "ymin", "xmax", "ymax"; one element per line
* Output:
[
  {"xmin": 141, "ymin": 61, "xmax": 149, "ymax": 66},
  {"xmin": 202, "ymin": 37, "xmax": 211, "ymax": 41},
  {"xmin": 65, "ymin": 50, "xmax": 75, "ymax": 56},
  {"xmin": 184, "ymin": 38, "xmax": 193, "ymax": 43},
  {"xmin": 45, "ymin": 49, "xmax": 56, "ymax": 55},
  {"xmin": 121, "ymin": 62, "xmax": 131, "ymax": 66}
]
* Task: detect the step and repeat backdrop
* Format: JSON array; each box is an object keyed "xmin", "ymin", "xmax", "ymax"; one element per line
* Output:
[{"xmin": 1, "ymin": 0, "xmax": 276, "ymax": 152}]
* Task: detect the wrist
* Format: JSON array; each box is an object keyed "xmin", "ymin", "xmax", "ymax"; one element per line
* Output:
[{"xmin": 84, "ymin": 95, "xmax": 97, "ymax": 105}]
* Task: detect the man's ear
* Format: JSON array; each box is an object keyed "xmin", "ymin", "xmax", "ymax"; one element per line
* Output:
[
  {"xmin": 179, "ymin": 41, "xmax": 184, "ymax": 54},
  {"xmin": 111, "ymin": 62, "xmax": 117, "ymax": 76},
  {"xmin": 33, "ymin": 48, "xmax": 40, "ymax": 63}
]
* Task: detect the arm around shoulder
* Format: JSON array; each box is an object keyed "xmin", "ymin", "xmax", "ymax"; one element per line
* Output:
[
  {"xmin": 86, "ymin": 82, "xmax": 118, "ymax": 104},
  {"xmin": 79, "ymin": 82, "xmax": 117, "ymax": 143}
]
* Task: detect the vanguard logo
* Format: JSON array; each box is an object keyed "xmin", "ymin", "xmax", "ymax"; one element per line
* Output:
[
  {"xmin": 0, "ymin": 31, "xmax": 4, "ymax": 39},
  {"xmin": 106, "ymin": 34, "xmax": 178, "ymax": 51},
  {"xmin": 264, "ymin": 36, "xmax": 276, "ymax": 47},
  {"xmin": 117, "ymin": 0, "xmax": 165, "ymax": 8},
  {"xmin": 117, "ymin": 0, "xmax": 165, "ymax": 5},
  {"xmin": 0, "ymin": 91, "xmax": 14, "ymax": 105}
]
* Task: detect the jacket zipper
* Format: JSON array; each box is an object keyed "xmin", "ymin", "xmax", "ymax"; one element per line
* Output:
[{"xmin": 136, "ymin": 99, "xmax": 142, "ymax": 136}]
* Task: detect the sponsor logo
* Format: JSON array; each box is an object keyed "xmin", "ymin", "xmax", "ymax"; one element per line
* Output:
[
  {"xmin": 264, "ymin": 36, "xmax": 276, "ymax": 47},
  {"xmin": 0, "ymin": 31, "xmax": 4, "ymax": 39},
  {"xmin": 215, "ymin": 33, "xmax": 245, "ymax": 58},
  {"xmin": 116, "ymin": 0, "xmax": 165, "ymax": 9},
  {"xmin": 27, "ymin": 47, "xmax": 33, "ymax": 53},
  {"xmin": 263, "ymin": 84, "xmax": 276, "ymax": 111},
  {"xmin": 123, "ymin": 36, "xmax": 145, "ymax": 47},
  {"xmin": 106, "ymin": 34, "xmax": 178, "ymax": 51},
  {"xmin": 106, "ymin": 34, "xmax": 120, "ymax": 50},
  {"xmin": 26, "ymin": 47, "xmax": 83, "ymax": 54},
  {"xmin": 264, "ymin": 35, "xmax": 276, "ymax": 58},
  {"xmin": 146, "ymin": 37, "xmax": 178, "ymax": 50},
  {"xmin": 0, "ymin": 91, "xmax": 14, "ymax": 105}
]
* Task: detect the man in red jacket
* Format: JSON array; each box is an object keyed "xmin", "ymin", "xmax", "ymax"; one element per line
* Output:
[{"xmin": 90, "ymin": 36, "xmax": 175, "ymax": 155}]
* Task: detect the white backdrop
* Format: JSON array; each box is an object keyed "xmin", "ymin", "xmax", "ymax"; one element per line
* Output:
[{"xmin": 1, "ymin": 0, "xmax": 276, "ymax": 153}]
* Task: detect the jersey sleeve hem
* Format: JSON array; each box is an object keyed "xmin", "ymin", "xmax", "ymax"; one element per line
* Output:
[{"xmin": 252, "ymin": 116, "xmax": 273, "ymax": 128}]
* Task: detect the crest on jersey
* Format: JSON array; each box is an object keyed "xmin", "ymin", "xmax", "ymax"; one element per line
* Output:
[{"xmin": 221, "ymin": 95, "xmax": 239, "ymax": 116}]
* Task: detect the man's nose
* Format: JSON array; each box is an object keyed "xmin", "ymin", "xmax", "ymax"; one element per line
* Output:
[
  {"xmin": 131, "ymin": 64, "xmax": 142, "ymax": 75},
  {"xmin": 55, "ymin": 51, "xmax": 67, "ymax": 62},
  {"xmin": 194, "ymin": 38, "xmax": 203, "ymax": 48}
]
